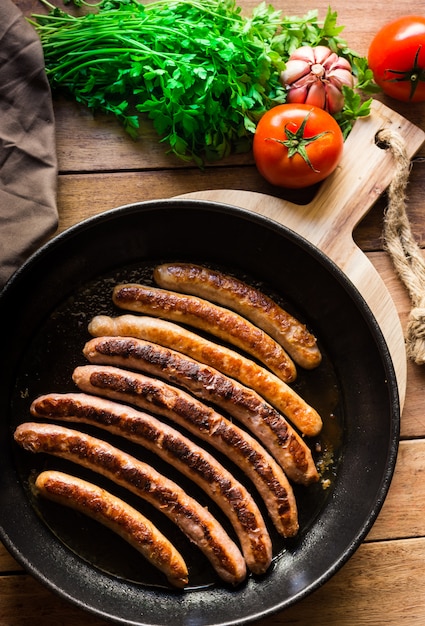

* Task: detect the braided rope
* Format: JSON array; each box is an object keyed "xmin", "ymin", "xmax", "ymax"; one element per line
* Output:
[{"xmin": 378, "ymin": 128, "xmax": 425, "ymax": 365}]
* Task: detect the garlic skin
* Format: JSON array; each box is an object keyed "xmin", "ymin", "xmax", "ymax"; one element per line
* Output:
[{"xmin": 280, "ymin": 46, "xmax": 354, "ymax": 114}]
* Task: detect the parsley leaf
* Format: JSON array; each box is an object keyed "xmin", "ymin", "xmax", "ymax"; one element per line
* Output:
[{"xmin": 32, "ymin": 0, "xmax": 375, "ymax": 162}]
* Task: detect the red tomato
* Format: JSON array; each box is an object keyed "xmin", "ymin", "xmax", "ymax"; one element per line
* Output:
[
  {"xmin": 253, "ymin": 104, "xmax": 344, "ymax": 189},
  {"xmin": 368, "ymin": 16, "xmax": 425, "ymax": 102}
]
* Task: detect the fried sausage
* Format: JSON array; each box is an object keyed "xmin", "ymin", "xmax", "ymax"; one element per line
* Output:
[
  {"xmin": 34, "ymin": 470, "xmax": 189, "ymax": 588},
  {"xmin": 154, "ymin": 263, "xmax": 322, "ymax": 369},
  {"xmin": 72, "ymin": 364, "xmax": 299, "ymax": 537},
  {"xmin": 30, "ymin": 392, "xmax": 272, "ymax": 574},
  {"xmin": 82, "ymin": 336, "xmax": 319, "ymax": 483},
  {"xmin": 112, "ymin": 283, "xmax": 297, "ymax": 383},
  {"xmin": 14, "ymin": 422, "xmax": 247, "ymax": 585},
  {"xmin": 88, "ymin": 314, "xmax": 322, "ymax": 436}
]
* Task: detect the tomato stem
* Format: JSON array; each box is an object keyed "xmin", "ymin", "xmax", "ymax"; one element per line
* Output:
[
  {"xmin": 267, "ymin": 111, "xmax": 331, "ymax": 172},
  {"xmin": 384, "ymin": 45, "xmax": 425, "ymax": 100}
]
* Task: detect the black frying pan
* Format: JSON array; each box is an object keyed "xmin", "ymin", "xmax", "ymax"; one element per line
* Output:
[{"xmin": 0, "ymin": 199, "xmax": 399, "ymax": 625}]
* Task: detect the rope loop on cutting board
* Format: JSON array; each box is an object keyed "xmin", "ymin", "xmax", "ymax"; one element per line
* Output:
[{"xmin": 377, "ymin": 127, "xmax": 425, "ymax": 365}]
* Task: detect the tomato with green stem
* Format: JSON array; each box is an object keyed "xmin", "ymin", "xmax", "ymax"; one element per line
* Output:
[
  {"xmin": 368, "ymin": 16, "xmax": 425, "ymax": 102},
  {"xmin": 253, "ymin": 104, "xmax": 344, "ymax": 189}
]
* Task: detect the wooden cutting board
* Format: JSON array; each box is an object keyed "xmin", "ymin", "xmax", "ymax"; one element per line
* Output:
[{"xmin": 177, "ymin": 100, "xmax": 425, "ymax": 409}]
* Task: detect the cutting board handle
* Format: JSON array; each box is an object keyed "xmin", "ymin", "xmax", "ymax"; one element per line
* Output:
[
  {"xmin": 176, "ymin": 100, "xmax": 425, "ymax": 408},
  {"xmin": 290, "ymin": 99, "xmax": 425, "ymax": 266}
]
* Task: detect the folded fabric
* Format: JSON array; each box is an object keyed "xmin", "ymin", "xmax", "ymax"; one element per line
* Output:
[{"xmin": 0, "ymin": 0, "xmax": 58, "ymax": 288}]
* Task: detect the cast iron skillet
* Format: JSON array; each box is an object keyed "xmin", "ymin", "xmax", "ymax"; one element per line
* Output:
[{"xmin": 0, "ymin": 199, "xmax": 399, "ymax": 625}]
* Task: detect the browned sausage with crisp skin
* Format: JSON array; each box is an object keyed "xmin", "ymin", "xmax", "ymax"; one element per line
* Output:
[
  {"xmin": 153, "ymin": 263, "xmax": 322, "ymax": 370},
  {"xmin": 14, "ymin": 422, "xmax": 247, "ymax": 586},
  {"xmin": 34, "ymin": 470, "xmax": 189, "ymax": 588},
  {"xmin": 82, "ymin": 336, "xmax": 319, "ymax": 483},
  {"xmin": 72, "ymin": 365, "xmax": 300, "ymax": 537},
  {"xmin": 30, "ymin": 392, "xmax": 272, "ymax": 575},
  {"xmin": 88, "ymin": 315, "xmax": 322, "ymax": 436},
  {"xmin": 112, "ymin": 283, "xmax": 297, "ymax": 383}
]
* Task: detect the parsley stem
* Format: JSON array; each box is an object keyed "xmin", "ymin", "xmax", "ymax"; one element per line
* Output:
[{"xmin": 31, "ymin": 0, "xmax": 371, "ymax": 162}]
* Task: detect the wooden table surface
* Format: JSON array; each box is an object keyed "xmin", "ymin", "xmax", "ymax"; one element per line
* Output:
[{"xmin": 3, "ymin": 0, "xmax": 425, "ymax": 624}]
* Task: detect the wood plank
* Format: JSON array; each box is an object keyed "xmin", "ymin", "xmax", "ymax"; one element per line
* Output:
[
  {"xmin": 0, "ymin": 547, "xmax": 21, "ymax": 573},
  {"xmin": 368, "ymin": 251, "xmax": 425, "ymax": 439},
  {"xmin": 54, "ymin": 167, "xmax": 284, "ymax": 234},
  {"xmin": 0, "ymin": 574, "xmax": 108, "ymax": 626},
  {"xmin": 50, "ymin": 93, "xmax": 425, "ymax": 173},
  {"xmin": 50, "ymin": 97, "xmax": 423, "ymax": 172},
  {"xmin": 367, "ymin": 440, "xmax": 425, "ymax": 541},
  {"xmin": 259, "ymin": 537, "xmax": 425, "ymax": 626},
  {"xmin": 54, "ymin": 163, "xmax": 425, "ymax": 254},
  {"xmin": 57, "ymin": 98, "xmax": 262, "ymax": 171},
  {"xmin": 0, "ymin": 537, "xmax": 424, "ymax": 625}
]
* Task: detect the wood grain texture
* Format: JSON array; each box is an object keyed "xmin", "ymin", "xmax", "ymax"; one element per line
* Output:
[
  {"xmin": 53, "ymin": 163, "xmax": 425, "ymax": 254},
  {"xmin": 366, "ymin": 439, "xmax": 425, "ymax": 541},
  {"xmin": 1, "ymin": 537, "xmax": 425, "ymax": 626},
  {"xmin": 4, "ymin": 0, "xmax": 425, "ymax": 624},
  {"xmin": 259, "ymin": 537, "xmax": 425, "ymax": 626}
]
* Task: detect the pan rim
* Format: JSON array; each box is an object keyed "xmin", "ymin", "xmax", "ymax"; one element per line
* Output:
[{"xmin": 0, "ymin": 198, "xmax": 400, "ymax": 626}]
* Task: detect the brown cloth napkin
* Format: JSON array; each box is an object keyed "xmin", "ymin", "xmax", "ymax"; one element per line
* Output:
[{"xmin": 0, "ymin": 0, "xmax": 58, "ymax": 288}]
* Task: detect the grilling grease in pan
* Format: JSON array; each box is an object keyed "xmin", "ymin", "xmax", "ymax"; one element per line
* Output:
[{"xmin": 11, "ymin": 261, "xmax": 343, "ymax": 590}]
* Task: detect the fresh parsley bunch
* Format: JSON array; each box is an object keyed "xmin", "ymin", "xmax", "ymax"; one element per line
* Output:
[{"xmin": 32, "ymin": 0, "xmax": 374, "ymax": 163}]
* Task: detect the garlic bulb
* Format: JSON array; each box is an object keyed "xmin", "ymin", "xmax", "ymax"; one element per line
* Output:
[{"xmin": 280, "ymin": 46, "xmax": 354, "ymax": 114}]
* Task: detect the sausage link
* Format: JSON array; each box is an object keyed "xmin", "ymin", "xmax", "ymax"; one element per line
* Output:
[
  {"xmin": 34, "ymin": 470, "xmax": 189, "ymax": 588},
  {"xmin": 112, "ymin": 283, "xmax": 297, "ymax": 383},
  {"xmin": 83, "ymin": 336, "xmax": 319, "ymax": 483},
  {"xmin": 14, "ymin": 422, "xmax": 247, "ymax": 586},
  {"xmin": 30, "ymin": 392, "xmax": 272, "ymax": 574},
  {"xmin": 88, "ymin": 314, "xmax": 322, "ymax": 436},
  {"xmin": 72, "ymin": 365, "xmax": 299, "ymax": 537},
  {"xmin": 154, "ymin": 263, "xmax": 322, "ymax": 369}
]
